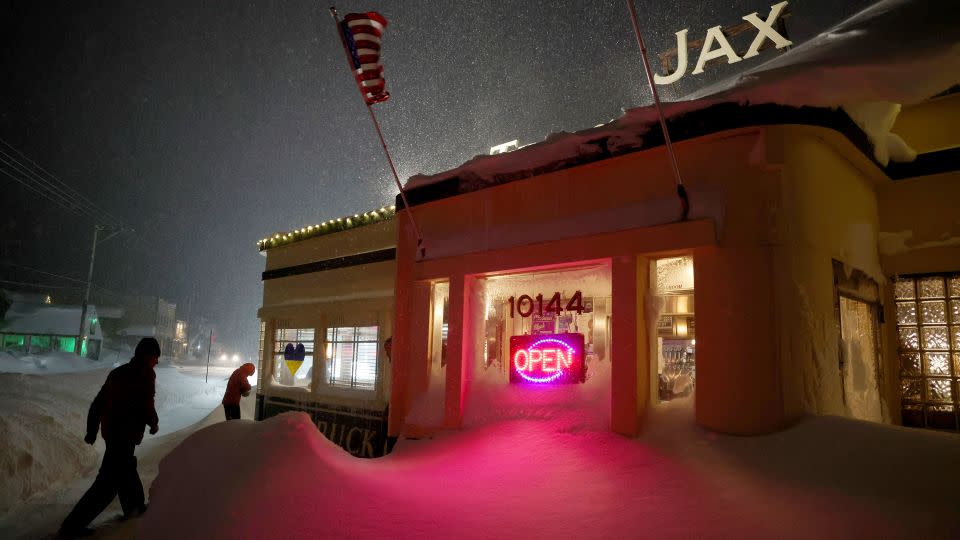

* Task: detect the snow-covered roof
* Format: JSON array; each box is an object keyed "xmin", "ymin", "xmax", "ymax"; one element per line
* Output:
[
  {"xmin": 95, "ymin": 305, "xmax": 125, "ymax": 319},
  {"xmin": 256, "ymin": 205, "xmax": 397, "ymax": 252},
  {"xmin": 0, "ymin": 303, "xmax": 102, "ymax": 339},
  {"xmin": 405, "ymin": 0, "xmax": 958, "ymax": 194}
]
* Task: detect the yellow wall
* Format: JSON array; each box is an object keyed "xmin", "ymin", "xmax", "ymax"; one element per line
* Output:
[
  {"xmin": 878, "ymin": 172, "xmax": 960, "ymax": 277},
  {"xmin": 879, "ymin": 93, "xmax": 960, "ymax": 423},
  {"xmin": 772, "ymin": 128, "xmax": 886, "ymax": 422},
  {"xmin": 891, "ymin": 93, "xmax": 960, "ymax": 153}
]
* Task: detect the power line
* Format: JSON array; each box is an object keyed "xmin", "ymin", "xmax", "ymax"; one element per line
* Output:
[
  {"xmin": 0, "ymin": 147, "xmax": 85, "ymax": 212},
  {"xmin": 0, "ymin": 139, "xmax": 124, "ymax": 229},
  {"xmin": 0, "ymin": 261, "xmax": 89, "ymax": 284},
  {"xmin": 0, "ymin": 160, "xmax": 85, "ymax": 215},
  {"xmin": 0, "ymin": 278, "xmax": 83, "ymax": 290},
  {"xmin": 0, "ymin": 153, "xmax": 117, "ymax": 227},
  {"xmin": 0, "ymin": 137, "xmax": 125, "ymax": 227},
  {"xmin": 0, "ymin": 150, "xmax": 96, "ymax": 219}
]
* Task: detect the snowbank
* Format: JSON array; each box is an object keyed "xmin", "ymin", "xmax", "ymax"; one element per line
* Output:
[
  {"xmin": 142, "ymin": 399, "xmax": 960, "ymax": 539},
  {"xmin": 0, "ymin": 365, "xmax": 231, "ymax": 515},
  {"xmin": 0, "ymin": 350, "xmax": 113, "ymax": 374},
  {"xmin": 0, "ymin": 371, "xmax": 101, "ymax": 516}
]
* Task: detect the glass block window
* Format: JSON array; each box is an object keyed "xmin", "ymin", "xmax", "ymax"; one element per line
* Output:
[
  {"xmin": 272, "ymin": 327, "xmax": 315, "ymax": 388},
  {"xmin": 326, "ymin": 326, "xmax": 379, "ymax": 391},
  {"xmin": 895, "ymin": 274, "xmax": 960, "ymax": 431}
]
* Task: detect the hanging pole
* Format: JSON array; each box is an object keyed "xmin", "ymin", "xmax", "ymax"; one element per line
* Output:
[
  {"xmin": 329, "ymin": 6, "xmax": 426, "ymax": 258},
  {"xmin": 363, "ymin": 103, "xmax": 425, "ymax": 258},
  {"xmin": 625, "ymin": 0, "xmax": 689, "ymax": 221}
]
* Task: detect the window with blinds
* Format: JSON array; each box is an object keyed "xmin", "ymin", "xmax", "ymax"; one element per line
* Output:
[
  {"xmin": 326, "ymin": 326, "xmax": 379, "ymax": 391},
  {"xmin": 272, "ymin": 327, "xmax": 315, "ymax": 388}
]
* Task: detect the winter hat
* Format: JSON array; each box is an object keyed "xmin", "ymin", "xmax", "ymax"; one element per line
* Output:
[{"xmin": 135, "ymin": 337, "xmax": 162, "ymax": 359}]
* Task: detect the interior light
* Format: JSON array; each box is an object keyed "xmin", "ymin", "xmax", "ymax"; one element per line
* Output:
[{"xmin": 674, "ymin": 317, "xmax": 688, "ymax": 337}]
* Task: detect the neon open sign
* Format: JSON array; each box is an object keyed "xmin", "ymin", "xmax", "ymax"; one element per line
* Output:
[{"xmin": 509, "ymin": 333, "xmax": 585, "ymax": 384}]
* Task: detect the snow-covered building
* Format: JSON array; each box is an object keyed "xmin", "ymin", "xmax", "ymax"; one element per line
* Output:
[
  {"xmin": 255, "ymin": 0, "xmax": 960, "ymax": 449},
  {"xmin": 0, "ymin": 303, "xmax": 103, "ymax": 359},
  {"xmin": 255, "ymin": 208, "xmax": 398, "ymax": 457},
  {"xmin": 389, "ymin": 87, "xmax": 960, "ymax": 438}
]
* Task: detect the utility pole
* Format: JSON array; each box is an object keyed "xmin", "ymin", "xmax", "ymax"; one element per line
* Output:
[
  {"xmin": 76, "ymin": 224, "xmax": 128, "ymax": 356},
  {"xmin": 76, "ymin": 225, "xmax": 102, "ymax": 356},
  {"xmin": 205, "ymin": 328, "xmax": 213, "ymax": 383}
]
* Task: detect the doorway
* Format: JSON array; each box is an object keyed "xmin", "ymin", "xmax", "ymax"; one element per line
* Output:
[
  {"xmin": 833, "ymin": 260, "xmax": 885, "ymax": 423},
  {"xmin": 651, "ymin": 255, "xmax": 696, "ymax": 403},
  {"xmin": 839, "ymin": 295, "xmax": 883, "ymax": 422}
]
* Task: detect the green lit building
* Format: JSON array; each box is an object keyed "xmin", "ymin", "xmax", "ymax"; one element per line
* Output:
[{"xmin": 0, "ymin": 303, "xmax": 103, "ymax": 359}]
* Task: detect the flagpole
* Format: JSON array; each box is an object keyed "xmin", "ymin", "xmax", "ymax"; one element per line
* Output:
[
  {"xmin": 625, "ymin": 0, "xmax": 689, "ymax": 221},
  {"xmin": 329, "ymin": 6, "xmax": 426, "ymax": 258}
]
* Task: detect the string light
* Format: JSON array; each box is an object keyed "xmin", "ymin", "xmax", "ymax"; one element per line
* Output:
[{"xmin": 256, "ymin": 205, "xmax": 399, "ymax": 251}]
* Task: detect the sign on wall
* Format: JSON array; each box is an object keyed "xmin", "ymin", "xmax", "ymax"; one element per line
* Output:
[
  {"xmin": 259, "ymin": 397, "xmax": 392, "ymax": 458},
  {"xmin": 283, "ymin": 342, "xmax": 306, "ymax": 375},
  {"xmin": 655, "ymin": 1, "xmax": 792, "ymax": 85},
  {"xmin": 509, "ymin": 332, "xmax": 586, "ymax": 384}
]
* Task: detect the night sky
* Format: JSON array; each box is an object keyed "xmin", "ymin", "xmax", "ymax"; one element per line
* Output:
[{"xmin": 0, "ymin": 0, "xmax": 876, "ymax": 354}]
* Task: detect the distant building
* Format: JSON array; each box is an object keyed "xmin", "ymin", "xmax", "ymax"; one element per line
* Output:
[
  {"xmin": 173, "ymin": 319, "xmax": 188, "ymax": 358},
  {"xmin": 0, "ymin": 303, "xmax": 103, "ymax": 359},
  {"xmin": 110, "ymin": 295, "xmax": 177, "ymax": 358}
]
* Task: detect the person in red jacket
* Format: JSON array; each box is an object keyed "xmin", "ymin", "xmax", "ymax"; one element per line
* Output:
[
  {"xmin": 222, "ymin": 362, "xmax": 255, "ymax": 420},
  {"xmin": 59, "ymin": 337, "xmax": 161, "ymax": 538}
]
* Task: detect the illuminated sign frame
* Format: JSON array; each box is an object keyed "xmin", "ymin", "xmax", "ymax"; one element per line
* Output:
[{"xmin": 509, "ymin": 333, "xmax": 586, "ymax": 385}]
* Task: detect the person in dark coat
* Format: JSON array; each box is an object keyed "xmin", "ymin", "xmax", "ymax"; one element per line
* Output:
[
  {"xmin": 59, "ymin": 338, "xmax": 161, "ymax": 537},
  {"xmin": 222, "ymin": 362, "xmax": 255, "ymax": 420}
]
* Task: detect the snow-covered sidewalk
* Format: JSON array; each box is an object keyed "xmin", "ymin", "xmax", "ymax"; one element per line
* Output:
[
  {"xmin": 142, "ymin": 399, "xmax": 960, "ymax": 539},
  {"xmin": 0, "ymin": 361, "xmax": 248, "ymax": 539}
]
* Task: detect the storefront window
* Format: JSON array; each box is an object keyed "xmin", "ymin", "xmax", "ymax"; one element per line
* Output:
[
  {"xmin": 430, "ymin": 282, "xmax": 449, "ymax": 369},
  {"xmin": 272, "ymin": 327, "xmax": 315, "ymax": 388},
  {"xmin": 895, "ymin": 274, "xmax": 960, "ymax": 431},
  {"xmin": 652, "ymin": 256, "xmax": 696, "ymax": 403},
  {"xmin": 326, "ymin": 326, "xmax": 379, "ymax": 391},
  {"xmin": 466, "ymin": 264, "xmax": 612, "ymax": 423}
]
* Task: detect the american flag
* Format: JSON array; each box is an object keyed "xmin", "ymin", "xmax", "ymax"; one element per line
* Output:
[{"xmin": 340, "ymin": 12, "xmax": 390, "ymax": 105}]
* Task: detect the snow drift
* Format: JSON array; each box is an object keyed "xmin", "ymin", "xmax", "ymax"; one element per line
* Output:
[
  {"xmin": 0, "ymin": 365, "xmax": 229, "ymax": 515},
  {"xmin": 142, "ymin": 400, "xmax": 960, "ymax": 539}
]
